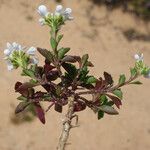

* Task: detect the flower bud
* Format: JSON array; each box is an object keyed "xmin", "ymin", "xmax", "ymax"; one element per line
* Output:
[{"xmin": 38, "ymin": 5, "xmax": 49, "ymax": 17}]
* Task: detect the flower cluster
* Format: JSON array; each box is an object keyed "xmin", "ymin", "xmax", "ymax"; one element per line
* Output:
[
  {"xmin": 37, "ymin": 5, "xmax": 73, "ymax": 27},
  {"xmin": 134, "ymin": 53, "xmax": 150, "ymax": 78},
  {"xmin": 4, "ymin": 42, "xmax": 38, "ymax": 71}
]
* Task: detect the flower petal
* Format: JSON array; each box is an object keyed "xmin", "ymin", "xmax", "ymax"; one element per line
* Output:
[
  {"xmin": 4, "ymin": 49, "xmax": 11, "ymax": 56},
  {"xmin": 30, "ymin": 57, "xmax": 39, "ymax": 64},
  {"xmin": 134, "ymin": 53, "xmax": 143, "ymax": 61},
  {"xmin": 39, "ymin": 18, "xmax": 45, "ymax": 26},
  {"xmin": 27, "ymin": 47, "xmax": 36, "ymax": 55},
  {"xmin": 7, "ymin": 42, "xmax": 12, "ymax": 49},
  {"xmin": 7, "ymin": 60, "xmax": 14, "ymax": 71},
  {"xmin": 38, "ymin": 5, "xmax": 49, "ymax": 17},
  {"xmin": 64, "ymin": 8, "xmax": 72, "ymax": 15},
  {"xmin": 55, "ymin": 5, "xmax": 63, "ymax": 13}
]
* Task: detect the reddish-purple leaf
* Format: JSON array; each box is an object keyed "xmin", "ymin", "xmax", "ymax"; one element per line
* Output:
[
  {"xmin": 42, "ymin": 84, "xmax": 56, "ymax": 93},
  {"xmin": 95, "ymin": 78, "xmax": 103, "ymax": 90},
  {"xmin": 34, "ymin": 91, "xmax": 45, "ymax": 98},
  {"xmin": 54, "ymin": 103, "xmax": 63, "ymax": 113},
  {"xmin": 15, "ymin": 82, "xmax": 29, "ymax": 97},
  {"xmin": 107, "ymin": 94, "xmax": 122, "ymax": 109},
  {"xmin": 16, "ymin": 82, "xmax": 38, "ymax": 92},
  {"xmin": 37, "ymin": 47, "xmax": 53, "ymax": 62},
  {"xmin": 87, "ymin": 61, "xmax": 94, "ymax": 67},
  {"xmin": 15, "ymin": 82, "xmax": 22, "ymax": 91},
  {"xmin": 46, "ymin": 70, "xmax": 59, "ymax": 81},
  {"xmin": 74, "ymin": 101, "xmax": 86, "ymax": 112},
  {"xmin": 44, "ymin": 64, "xmax": 55, "ymax": 74},
  {"xmin": 62, "ymin": 55, "xmax": 80, "ymax": 63},
  {"xmin": 34, "ymin": 103, "xmax": 45, "ymax": 124},
  {"xmin": 104, "ymin": 72, "xmax": 113, "ymax": 85}
]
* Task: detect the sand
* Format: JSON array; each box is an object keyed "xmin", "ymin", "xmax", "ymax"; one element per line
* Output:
[{"xmin": 0, "ymin": 0, "xmax": 150, "ymax": 150}]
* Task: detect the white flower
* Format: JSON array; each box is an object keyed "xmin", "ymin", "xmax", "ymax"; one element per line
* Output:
[
  {"xmin": 144, "ymin": 70, "xmax": 150, "ymax": 79},
  {"xmin": 4, "ymin": 42, "xmax": 39, "ymax": 70},
  {"xmin": 4, "ymin": 42, "xmax": 22, "ymax": 58},
  {"xmin": 54, "ymin": 5, "xmax": 73, "ymax": 21},
  {"xmin": 27, "ymin": 47, "xmax": 36, "ymax": 55},
  {"xmin": 4, "ymin": 48, "xmax": 12, "ymax": 56},
  {"xmin": 27, "ymin": 47, "xmax": 39, "ymax": 65},
  {"xmin": 37, "ymin": 5, "xmax": 49, "ymax": 17},
  {"xmin": 63, "ymin": 8, "xmax": 73, "ymax": 20},
  {"xmin": 134, "ymin": 53, "xmax": 144, "ymax": 62},
  {"xmin": 6, "ymin": 60, "xmax": 14, "ymax": 71},
  {"xmin": 55, "ymin": 5, "xmax": 63, "ymax": 14}
]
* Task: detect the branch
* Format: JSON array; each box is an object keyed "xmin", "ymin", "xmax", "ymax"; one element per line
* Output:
[{"xmin": 57, "ymin": 96, "xmax": 75, "ymax": 150}]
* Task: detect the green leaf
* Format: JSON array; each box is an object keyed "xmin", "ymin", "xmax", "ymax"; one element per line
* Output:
[
  {"xmin": 113, "ymin": 89, "xmax": 123, "ymax": 99},
  {"xmin": 50, "ymin": 37, "xmax": 57, "ymax": 50},
  {"xmin": 100, "ymin": 95, "xmax": 108, "ymax": 104},
  {"xmin": 37, "ymin": 48, "xmax": 53, "ymax": 62},
  {"xmin": 81, "ymin": 54, "xmax": 89, "ymax": 67},
  {"xmin": 58, "ymin": 47, "xmax": 70, "ymax": 59},
  {"xmin": 79, "ymin": 66, "xmax": 89, "ymax": 82},
  {"xmin": 15, "ymin": 102, "xmax": 30, "ymax": 114},
  {"xmin": 17, "ymin": 96, "xmax": 28, "ymax": 101},
  {"xmin": 130, "ymin": 68, "xmax": 137, "ymax": 77},
  {"xmin": 130, "ymin": 81, "xmax": 142, "ymax": 85},
  {"xmin": 106, "ymin": 101, "xmax": 114, "ymax": 106},
  {"xmin": 57, "ymin": 34, "xmax": 63, "ymax": 43},
  {"xmin": 30, "ymin": 79, "xmax": 38, "ymax": 84},
  {"xmin": 119, "ymin": 74, "xmax": 126, "ymax": 85},
  {"xmin": 22, "ymin": 69, "xmax": 35, "ymax": 78},
  {"xmin": 86, "ymin": 76, "xmax": 97, "ymax": 84},
  {"xmin": 62, "ymin": 63, "xmax": 78, "ymax": 80},
  {"xmin": 98, "ymin": 110, "xmax": 104, "ymax": 120},
  {"xmin": 30, "ymin": 65, "xmax": 36, "ymax": 72},
  {"xmin": 99, "ymin": 105, "xmax": 119, "ymax": 115}
]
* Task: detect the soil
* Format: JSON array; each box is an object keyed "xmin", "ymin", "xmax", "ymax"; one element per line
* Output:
[{"xmin": 0, "ymin": 0, "xmax": 150, "ymax": 150}]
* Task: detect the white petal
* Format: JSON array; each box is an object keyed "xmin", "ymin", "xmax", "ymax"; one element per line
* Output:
[
  {"xmin": 134, "ymin": 53, "xmax": 143, "ymax": 61},
  {"xmin": 38, "ymin": 5, "xmax": 49, "ymax": 17},
  {"xmin": 67, "ymin": 16, "xmax": 74, "ymax": 20},
  {"xmin": 12, "ymin": 42, "xmax": 18, "ymax": 47},
  {"xmin": 134, "ymin": 54, "xmax": 140, "ymax": 60},
  {"xmin": 39, "ymin": 18, "xmax": 45, "ymax": 26},
  {"xmin": 141, "ymin": 53, "xmax": 144, "ymax": 58},
  {"xmin": 55, "ymin": 5, "xmax": 63, "ymax": 13},
  {"xmin": 18, "ymin": 45, "xmax": 22, "ymax": 50},
  {"xmin": 4, "ymin": 49, "xmax": 12, "ymax": 56},
  {"xmin": 14, "ymin": 43, "xmax": 23, "ymax": 51},
  {"xmin": 7, "ymin": 61, "xmax": 14, "ymax": 71},
  {"xmin": 64, "ymin": 8, "xmax": 72, "ymax": 15},
  {"xmin": 27, "ymin": 47, "xmax": 36, "ymax": 55},
  {"xmin": 7, "ymin": 42, "xmax": 12, "ymax": 49},
  {"xmin": 31, "ymin": 57, "xmax": 39, "ymax": 64}
]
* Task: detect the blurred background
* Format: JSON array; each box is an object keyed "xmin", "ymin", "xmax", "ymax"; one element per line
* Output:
[{"xmin": 0, "ymin": 0, "xmax": 150, "ymax": 150}]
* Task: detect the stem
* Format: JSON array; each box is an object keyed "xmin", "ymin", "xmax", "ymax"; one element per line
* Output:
[
  {"xmin": 51, "ymin": 27, "xmax": 65, "ymax": 83},
  {"xmin": 57, "ymin": 96, "xmax": 74, "ymax": 150},
  {"xmin": 76, "ymin": 74, "xmax": 140, "ymax": 96}
]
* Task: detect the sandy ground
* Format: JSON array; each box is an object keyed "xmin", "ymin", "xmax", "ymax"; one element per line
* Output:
[{"xmin": 0, "ymin": 0, "xmax": 150, "ymax": 150}]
